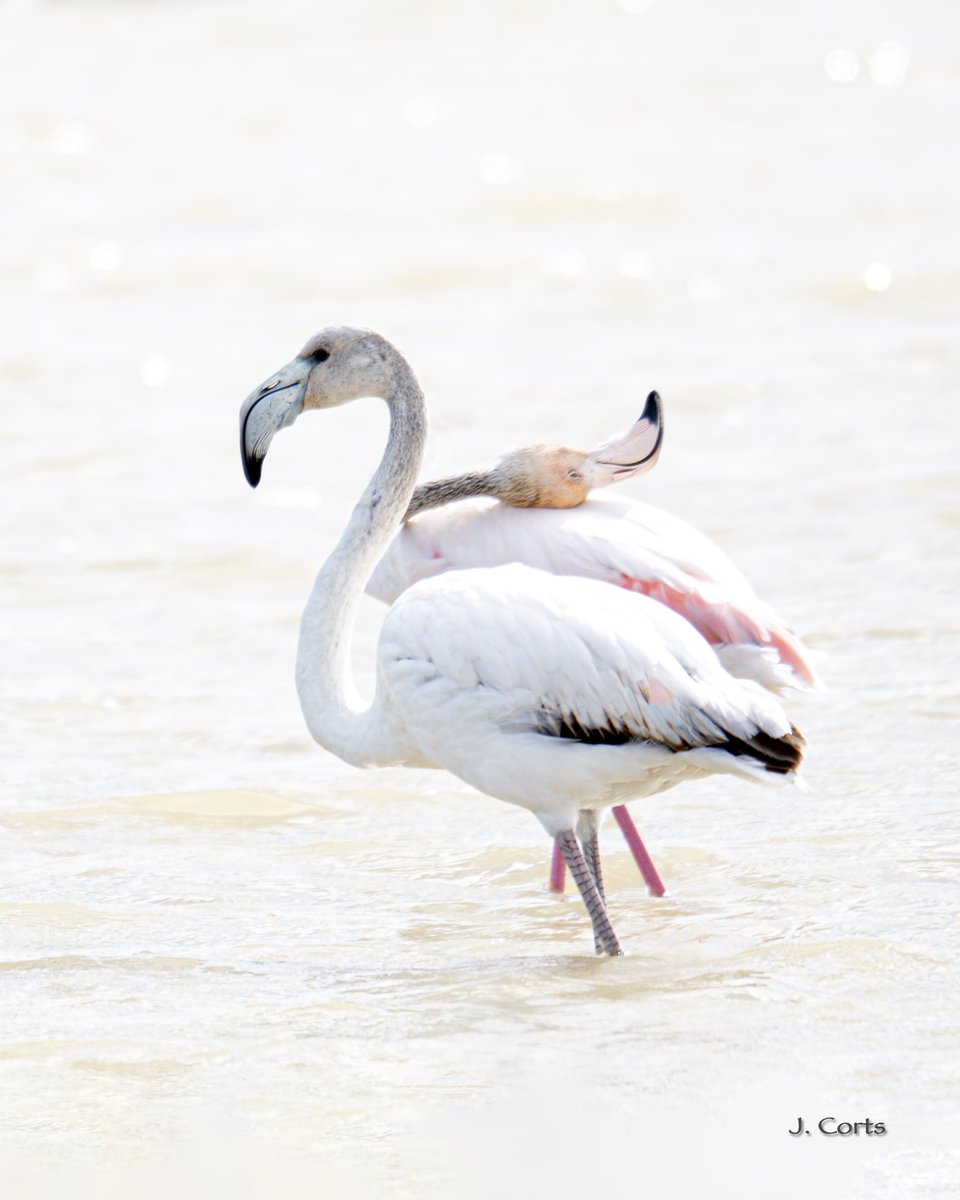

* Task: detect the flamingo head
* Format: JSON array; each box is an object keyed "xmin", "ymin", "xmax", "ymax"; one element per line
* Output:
[
  {"xmin": 490, "ymin": 391, "xmax": 664, "ymax": 508},
  {"xmin": 239, "ymin": 326, "xmax": 411, "ymax": 487}
]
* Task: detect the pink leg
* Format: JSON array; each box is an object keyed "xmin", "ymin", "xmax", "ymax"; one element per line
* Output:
[
  {"xmin": 613, "ymin": 805, "xmax": 666, "ymax": 897},
  {"xmin": 549, "ymin": 808, "xmax": 665, "ymax": 897},
  {"xmin": 549, "ymin": 841, "xmax": 567, "ymax": 893}
]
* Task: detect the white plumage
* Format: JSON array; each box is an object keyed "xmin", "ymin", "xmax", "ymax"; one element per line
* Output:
[
  {"xmin": 370, "ymin": 495, "xmax": 816, "ymax": 692},
  {"xmin": 379, "ymin": 564, "xmax": 799, "ymax": 825},
  {"xmin": 240, "ymin": 326, "xmax": 804, "ymax": 956}
]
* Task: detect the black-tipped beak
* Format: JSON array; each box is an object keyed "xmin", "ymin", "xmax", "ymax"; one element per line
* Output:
[
  {"xmin": 608, "ymin": 390, "xmax": 663, "ymax": 470},
  {"xmin": 581, "ymin": 392, "xmax": 665, "ymax": 487},
  {"xmin": 640, "ymin": 389, "xmax": 660, "ymax": 431},
  {"xmin": 241, "ymin": 420, "xmax": 263, "ymax": 488},
  {"xmin": 238, "ymin": 361, "xmax": 310, "ymax": 489}
]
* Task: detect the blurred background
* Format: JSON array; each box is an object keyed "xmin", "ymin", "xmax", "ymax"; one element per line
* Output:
[{"xmin": 1, "ymin": 0, "xmax": 957, "ymax": 1195}]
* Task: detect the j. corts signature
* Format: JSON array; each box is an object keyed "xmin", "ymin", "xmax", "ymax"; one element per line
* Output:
[{"xmin": 789, "ymin": 1116, "xmax": 886, "ymax": 1137}]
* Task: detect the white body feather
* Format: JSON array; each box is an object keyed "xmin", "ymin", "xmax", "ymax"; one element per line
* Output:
[
  {"xmin": 368, "ymin": 495, "xmax": 816, "ymax": 691},
  {"xmin": 372, "ymin": 564, "xmax": 796, "ymax": 834}
]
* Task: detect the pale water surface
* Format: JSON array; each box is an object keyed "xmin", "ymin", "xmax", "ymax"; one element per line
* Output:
[{"xmin": 1, "ymin": 1, "xmax": 958, "ymax": 1196}]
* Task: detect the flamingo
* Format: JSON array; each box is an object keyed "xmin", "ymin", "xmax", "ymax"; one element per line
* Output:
[
  {"xmin": 368, "ymin": 408, "xmax": 818, "ymax": 897},
  {"xmin": 240, "ymin": 326, "xmax": 805, "ymax": 956}
]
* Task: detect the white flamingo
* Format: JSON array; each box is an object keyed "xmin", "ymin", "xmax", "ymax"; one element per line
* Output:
[
  {"xmin": 240, "ymin": 326, "xmax": 805, "ymax": 956},
  {"xmin": 368, "ymin": 412, "xmax": 817, "ymax": 897}
]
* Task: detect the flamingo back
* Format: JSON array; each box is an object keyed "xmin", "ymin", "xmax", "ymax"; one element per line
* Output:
[{"xmin": 368, "ymin": 496, "xmax": 817, "ymax": 689}]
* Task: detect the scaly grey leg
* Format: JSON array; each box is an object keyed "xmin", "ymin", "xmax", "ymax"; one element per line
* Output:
[
  {"xmin": 548, "ymin": 807, "xmax": 666, "ymax": 898},
  {"xmin": 555, "ymin": 830, "xmax": 622, "ymax": 957},
  {"xmin": 577, "ymin": 810, "xmax": 605, "ymax": 905}
]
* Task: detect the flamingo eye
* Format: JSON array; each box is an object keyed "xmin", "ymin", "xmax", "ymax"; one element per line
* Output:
[
  {"xmin": 311, "ymin": 348, "xmax": 330, "ymax": 363},
  {"xmin": 566, "ymin": 469, "xmax": 582, "ymax": 482}
]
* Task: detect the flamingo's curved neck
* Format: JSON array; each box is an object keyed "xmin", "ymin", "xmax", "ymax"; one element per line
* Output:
[
  {"xmin": 405, "ymin": 469, "xmax": 500, "ymax": 518},
  {"xmin": 295, "ymin": 358, "xmax": 426, "ymax": 765}
]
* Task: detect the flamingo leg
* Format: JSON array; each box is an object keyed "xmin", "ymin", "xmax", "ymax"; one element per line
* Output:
[
  {"xmin": 549, "ymin": 842, "xmax": 567, "ymax": 894},
  {"xmin": 612, "ymin": 806, "xmax": 666, "ymax": 897},
  {"xmin": 555, "ymin": 830, "xmax": 622, "ymax": 957},
  {"xmin": 577, "ymin": 812, "xmax": 607, "ymax": 955},
  {"xmin": 577, "ymin": 811, "xmax": 606, "ymax": 903},
  {"xmin": 549, "ymin": 806, "xmax": 666, "ymax": 898}
]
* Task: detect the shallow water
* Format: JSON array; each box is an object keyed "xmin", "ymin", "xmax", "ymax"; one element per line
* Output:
[{"xmin": 2, "ymin": 0, "xmax": 958, "ymax": 1195}]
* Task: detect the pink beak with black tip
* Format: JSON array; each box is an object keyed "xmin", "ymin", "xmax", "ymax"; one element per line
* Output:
[{"xmin": 580, "ymin": 390, "xmax": 664, "ymax": 489}]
